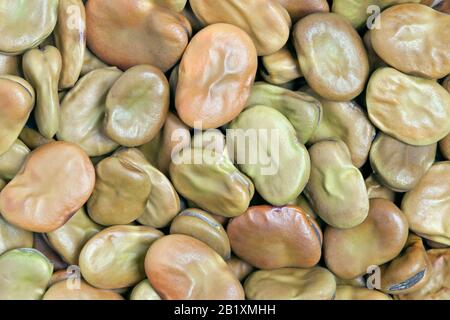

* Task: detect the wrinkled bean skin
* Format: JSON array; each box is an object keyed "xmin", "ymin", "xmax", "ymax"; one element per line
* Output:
[
  {"xmin": 306, "ymin": 92, "xmax": 376, "ymax": 168},
  {"xmin": 305, "ymin": 140, "xmax": 369, "ymax": 229},
  {"xmin": 86, "ymin": 0, "xmax": 191, "ymax": 72},
  {"xmin": 277, "ymin": 0, "xmax": 329, "ymax": 22},
  {"xmin": 335, "ymin": 286, "xmax": 392, "ymax": 300},
  {"xmin": 246, "ymin": 83, "xmax": 322, "ymax": 145},
  {"xmin": 0, "ymin": 54, "xmax": 20, "ymax": 76},
  {"xmin": 0, "ymin": 0, "xmax": 58, "ymax": 55},
  {"xmin": 22, "ymin": 46, "xmax": 62, "ymax": 139},
  {"xmin": 370, "ymin": 133, "xmax": 437, "ymax": 192},
  {"xmin": 395, "ymin": 249, "xmax": 450, "ymax": 300},
  {"xmin": 324, "ymin": 199, "xmax": 409, "ymax": 279},
  {"xmin": 46, "ymin": 208, "xmax": 102, "ymax": 265},
  {"xmin": 176, "ymin": 23, "xmax": 257, "ymax": 129},
  {"xmin": 230, "ymin": 106, "xmax": 311, "ymax": 205},
  {"xmin": 0, "ymin": 215, "xmax": 33, "ymax": 256},
  {"xmin": 367, "ymin": 68, "xmax": 450, "ymax": 146},
  {"xmin": 244, "ymin": 267, "xmax": 336, "ymax": 300},
  {"xmin": 401, "ymin": 162, "xmax": 450, "ymax": 246},
  {"xmin": 0, "ymin": 75, "xmax": 35, "ymax": 156},
  {"xmin": 44, "ymin": 280, "xmax": 124, "ymax": 300},
  {"xmin": 189, "ymin": 0, "xmax": 291, "ymax": 56},
  {"xmin": 55, "ymin": 0, "xmax": 86, "ymax": 89},
  {"xmin": 380, "ymin": 234, "xmax": 431, "ymax": 295},
  {"xmin": 170, "ymin": 208, "xmax": 231, "ymax": 259},
  {"xmin": 105, "ymin": 65, "xmax": 170, "ymax": 147},
  {"xmin": 332, "ymin": 0, "xmax": 420, "ymax": 29},
  {"xmin": 145, "ymin": 234, "xmax": 245, "ymax": 300},
  {"xmin": 1, "ymin": 0, "xmax": 449, "ymax": 302},
  {"xmin": 0, "ymin": 139, "xmax": 30, "ymax": 180},
  {"xmin": 293, "ymin": 13, "xmax": 369, "ymax": 101},
  {"xmin": 0, "ymin": 248, "xmax": 53, "ymax": 300},
  {"xmin": 0, "ymin": 141, "xmax": 95, "ymax": 233},
  {"xmin": 58, "ymin": 67, "xmax": 122, "ymax": 156},
  {"xmin": 371, "ymin": 4, "xmax": 450, "ymax": 79},
  {"xmin": 227, "ymin": 206, "xmax": 322, "ymax": 270},
  {"xmin": 169, "ymin": 147, "xmax": 254, "ymax": 218},
  {"xmin": 79, "ymin": 225, "xmax": 163, "ymax": 290}
]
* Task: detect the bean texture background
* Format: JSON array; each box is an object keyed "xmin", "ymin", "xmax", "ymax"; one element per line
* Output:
[{"xmin": 0, "ymin": 0, "xmax": 448, "ymax": 303}]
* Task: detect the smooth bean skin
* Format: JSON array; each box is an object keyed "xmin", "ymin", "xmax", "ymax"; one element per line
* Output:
[
  {"xmin": 277, "ymin": 0, "xmax": 329, "ymax": 22},
  {"xmin": 370, "ymin": 133, "xmax": 437, "ymax": 192},
  {"xmin": 244, "ymin": 267, "xmax": 336, "ymax": 300},
  {"xmin": 395, "ymin": 249, "xmax": 450, "ymax": 300},
  {"xmin": 380, "ymin": 234, "xmax": 431, "ymax": 295},
  {"xmin": 86, "ymin": 0, "xmax": 191, "ymax": 72},
  {"xmin": 306, "ymin": 92, "xmax": 376, "ymax": 168},
  {"xmin": 0, "ymin": 248, "xmax": 53, "ymax": 300},
  {"xmin": 19, "ymin": 127, "xmax": 55, "ymax": 150},
  {"xmin": 0, "ymin": 139, "xmax": 30, "ymax": 180},
  {"xmin": 169, "ymin": 147, "xmax": 254, "ymax": 218},
  {"xmin": 130, "ymin": 279, "xmax": 161, "ymax": 300},
  {"xmin": 57, "ymin": 67, "xmax": 122, "ymax": 156},
  {"xmin": 401, "ymin": 162, "xmax": 450, "ymax": 246},
  {"xmin": 305, "ymin": 140, "xmax": 369, "ymax": 229},
  {"xmin": 335, "ymin": 286, "xmax": 392, "ymax": 300},
  {"xmin": 139, "ymin": 112, "xmax": 191, "ymax": 175},
  {"xmin": 46, "ymin": 208, "xmax": 102, "ymax": 265},
  {"xmin": 105, "ymin": 65, "xmax": 170, "ymax": 147},
  {"xmin": 0, "ymin": 0, "xmax": 58, "ymax": 55},
  {"xmin": 230, "ymin": 106, "xmax": 310, "ymax": 205},
  {"xmin": 81, "ymin": 48, "xmax": 109, "ymax": 76},
  {"xmin": 367, "ymin": 68, "xmax": 450, "ymax": 146},
  {"xmin": 260, "ymin": 47, "xmax": 303, "ymax": 85},
  {"xmin": 0, "ymin": 75, "xmax": 35, "ymax": 156},
  {"xmin": 170, "ymin": 208, "xmax": 231, "ymax": 259},
  {"xmin": 227, "ymin": 206, "xmax": 322, "ymax": 270},
  {"xmin": 293, "ymin": 13, "xmax": 369, "ymax": 101},
  {"xmin": 0, "ymin": 53, "xmax": 20, "ymax": 76},
  {"xmin": 227, "ymin": 256, "xmax": 254, "ymax": 282},
  {"xmin": 332, "ymin": 0, "xmax": 420, "ymax": 29},
  {"xmin": 87, "ymin": 155, "xmax": 152, "ymax": 226},
  {"xmin": 371, "ymin": 4, "xmax": 450, "ymax": 79},
  {"xmin": 145, "ymin": 234, "xmax": 245, "ymax": 300},
  {"xmin": 0, "ymin": 141, "xmax": 95, "ymax": 233},
  {"xmin": 55, "ymin": 0, "xmax": 86, "ymax": 89},
  {"xmin": 115, "ymin": 148, "xmax": 181, "ymax": 229},
  {"xmin": 189, "ymin": 0, "xmax": 291, "ymax": 56},
  {"xmin": 79, "ymin": 225, "xmax": 163, "ymax": 290},
  {"xmin": 246, "ymin": 83, "xmax": 322, "ymax": 145},
  {"xmin": 365, "ymin": 174, "xmax": 396, "ymax": 202},
  {"xmin": 32, "ymin": 233, "xmax": 68, "ymax": 271},
  {"xmin": 441, "ymin": 134, "xmax": 450, "ymax": 160},
  {"xmin": 176, "ymin": 23, "xmax": 257, "ymax": 129},
  {"xmin": 0, "ymin": 215, "xmax": 33, "ymax": 256},
  {"xmin": 22, "ymin": 46, "xmax": 62, "ymax": 139},
  {"xmin": 324, "ymin": 198, "xmax": 409, "ymax": 279},
  {"xmin": 43, "ymin": 280, "xmax": 124, "ymax": 300}
]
